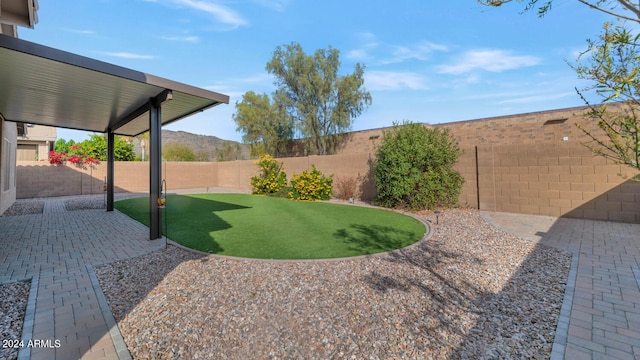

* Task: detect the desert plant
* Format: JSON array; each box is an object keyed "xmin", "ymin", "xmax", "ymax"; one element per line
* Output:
[
  {"xmin": 334, "ymin": 175, "xmax": 360, "ymax": 201},
  {"xmin": 374, "ymin": 122, "xmax": 464, "ymax": 210},
  {"xmin": 250, "ymin": 154, "xmax": 287, "ymax": 195},
  {"xmin": 288, "ymin": 165, "xmax": 333, "ymax": 201}
]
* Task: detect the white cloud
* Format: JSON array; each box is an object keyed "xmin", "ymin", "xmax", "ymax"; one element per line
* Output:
[
  {"xmin": 236, "ymin": 73, "xmax": 273, "ymax": 84},
  {"xmin": 437, "ymin": 49, "xmax": 541, "ymax": 74},
  {"xmin": 365, "ymin": 71, "xmax": 428, "ymax": 91},
  {"xmin": 160, "ymin": 35, "xmax": 200, "ymax": 42},
  {"xmin": 346, "ymin": 49, "xmax": 369, "ymax": 61},
  {"xmin": 67, "ymin": 29, "xmax": 95, "ymax": 35},
  {"xmin": 497, "ymin": 91, "xmax": 575, "ymax": 104},
  {"xmin": 382, "ymin": 41, "xmax": 449, "ymax": 64},
  {"xmin": 347, "ymin": 33, "xmax": 447, "ymax": 65},
  {"xmin": 157, "ymin": 0, "xmax": 247, "ymax": 28},
  {"xmin": 252, "ymin": 0, "xmax": 291, "ymax": 12},
  {"xmin": 347, "ymin": 32, "xmax": 379, "ymax": 61},
  {"xmin": 103, "ymin": 52, "xmax": 157, "ymax": 59}
]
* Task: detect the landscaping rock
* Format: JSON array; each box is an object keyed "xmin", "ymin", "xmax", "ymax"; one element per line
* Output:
[
  {"xmin": 95, "ymin": 209, "xmax": 571, "ymax": 359},
  {"xmin": 0, "ymin": 281, "xmax": 30, "ymax": 360}
]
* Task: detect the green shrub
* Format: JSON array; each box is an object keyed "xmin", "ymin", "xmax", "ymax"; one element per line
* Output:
[
  {"xmin": 374, "ymin": 122, "xmax": 464, "ymax": 210},
  {"xmin": 288, "ymin": 165, "xmax": 333, "ymax": 201},
  {"xmin": 250, "ymin": 154, "xmax": 287, "ymax": 194}
]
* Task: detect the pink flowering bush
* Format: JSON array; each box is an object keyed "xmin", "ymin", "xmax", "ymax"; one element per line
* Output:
[
  {"xmin": 48, "ymin": 144, "xmax": 99, "ymax": 166},
  {"xmin": 49, "ymin": 151, "xmax": 67, "ymax": 165}
]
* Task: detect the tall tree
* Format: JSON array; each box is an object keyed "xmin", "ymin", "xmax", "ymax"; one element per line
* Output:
[
  {"xmin": 54, "ymin": 138, "xmax": 75, "ymax": 153},
  {"xmin": 233, "ymin": 91, "xmax": 292, "ymax": 157},
  {"xmin": 478, "ymin": 0, "xmax": 640, "ymax": 22},
  {"xmin": 266, "ymin": 42, "xmax": 372, "ymax": 155}
]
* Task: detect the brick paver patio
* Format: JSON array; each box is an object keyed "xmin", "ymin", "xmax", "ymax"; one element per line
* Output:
[
  {"xmin": 1, "ymin": 195, "xmax": 639, "ymax": 359},
  {"xmin": 482, "ymin": 211, "xmax": 640, "ymax": 360},
  {"xmin": 0, "ymin": 196, "xmax": 164, "ymax": 360}
]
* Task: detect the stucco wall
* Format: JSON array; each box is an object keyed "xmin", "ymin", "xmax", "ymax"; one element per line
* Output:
[{"xmin": 1, "ymin": 118, "xmax": 17, "ymax": 215}]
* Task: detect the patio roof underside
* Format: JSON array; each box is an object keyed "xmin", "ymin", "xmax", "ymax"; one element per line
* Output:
[{"xmin": 0, "ymin": 34, "xmax": 229, "ymax": 136}]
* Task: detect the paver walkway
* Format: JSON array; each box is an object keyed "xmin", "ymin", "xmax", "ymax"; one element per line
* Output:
[
  {"xmin": 482, "ymin": 211, "xmax": 640, "ymax": 360},
  {"xmin": 0, "ymin": 196, "xmax": 164, "ymax": 359}
]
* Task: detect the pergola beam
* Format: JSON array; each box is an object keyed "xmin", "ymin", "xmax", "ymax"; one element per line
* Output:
[{"xmin": 111, "ymin": 90, "xmax": 173, "ymax": 135}]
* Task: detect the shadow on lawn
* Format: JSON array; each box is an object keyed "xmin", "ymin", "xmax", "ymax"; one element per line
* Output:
[
  {"xmin": 333, "ymin": 224, "xmax": 420, "ymax": 254},
  {"xmin": 163, "ymin": 195, "xmax": 252, "ymax": 253},
  {"xmin": 118, "ymin": 194, "xmax": 252, "ymax": 253}
]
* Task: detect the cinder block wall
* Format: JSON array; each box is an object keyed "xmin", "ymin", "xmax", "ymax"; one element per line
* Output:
[
  {"xmin": 214, "ymin": 154, "xmax": 375, "ymax": 198},
  {"xmin": 335, "ymin": 104, "xmax": 610, "ymax": 154},
  {"xmin": 15, "ymin": 146, "xmax": 640, "ymax": 223},
  {"xmin": 14, "ymin": 104, "xmax": 640, "ymax": 223},
  {"xmin": 471, "ymin": 142, "xmax": 640, "ymax": 222},
  {"xmin": 16, "ymin": 161, "xmax": 220, "ymax": 198}
]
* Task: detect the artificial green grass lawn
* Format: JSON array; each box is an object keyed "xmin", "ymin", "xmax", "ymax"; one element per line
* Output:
[{"xmin": 115, "ymin": 194, "xmax": 426, "ymax": 260}]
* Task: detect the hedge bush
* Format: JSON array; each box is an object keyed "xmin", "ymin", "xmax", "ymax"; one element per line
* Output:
[{"xmin": 374, "ymin": 122, "xmax": 464, "ymax": 210}]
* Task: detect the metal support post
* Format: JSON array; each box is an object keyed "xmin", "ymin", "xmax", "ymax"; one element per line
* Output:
[
  {"xmin": 107, "ymin": 130, "xmax": 115, "ymax": 211},
  {"xmin": 149, "ymin": 100, "xmax": 163, "ymax": 240}
]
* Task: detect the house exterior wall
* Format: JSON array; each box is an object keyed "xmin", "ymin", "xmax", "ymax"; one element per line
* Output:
[
  {"xmin": 17, "ymin": 124, "xmax": 56, "ymax": 161},
  {"xmin": 0, "ymin": 2, "xmax": 39, "ymax": 214},
  {"xmin": 1, "ymin": 118, "xmax": 17, "ymax": 215}
]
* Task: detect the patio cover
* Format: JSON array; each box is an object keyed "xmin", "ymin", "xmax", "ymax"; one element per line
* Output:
[
  {"xmin": 0, "ymin": 34, "xmax": 228, "ymax": 136},
  {"xmin": 0, "ymin": 33, "xmax": 229, "ymax": 239}
]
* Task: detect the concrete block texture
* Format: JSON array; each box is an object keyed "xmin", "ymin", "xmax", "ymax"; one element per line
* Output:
[{"xmin": 14, "ymin": 104, "xmax": 640, "ymax": 223}]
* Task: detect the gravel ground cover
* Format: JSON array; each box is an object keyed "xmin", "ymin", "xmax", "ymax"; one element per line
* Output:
[
  {"xmin": 0, "ymin": 281, "xmax": 30, "ymax": 360},
  {"xmin": 0, "ymin": 200, "xmax": 44, "ymax": 216},
  {"xmin": 95, "ymin": 209, "xmax": 571, "ymax": 359}
]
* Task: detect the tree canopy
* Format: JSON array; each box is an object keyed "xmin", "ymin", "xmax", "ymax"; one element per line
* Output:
[
  {"xmin": 233, "ymin": 91, "xmax": 292, "ymax": 157},
  {"xmin": 234, "ymin": 42, "xmax": 372, "ymax": 157},
  {"xmin": 54, "ymin": 138, "xmax": 75, "ymax": 153},
  {"xmin": 478, "ymin": 0, "xmax": 640, "ymax": 22},
  {"xmin": 573, "ymin": 23, "xmax": 640, "ymax": 172},
  {"xmin": 266, "ymin": 42, "xmax": 372, "ymax": 155},
  {"xmin": 85, "ymin": 134, "xmax": 135, "ymax": 161}
]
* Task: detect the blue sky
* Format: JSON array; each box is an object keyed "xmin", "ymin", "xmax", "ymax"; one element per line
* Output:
[{"xmin": 19, "ymin": 0, "xmax": 610, "ymax": 143}]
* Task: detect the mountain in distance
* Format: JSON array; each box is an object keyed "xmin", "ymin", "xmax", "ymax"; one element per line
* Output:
[{"xmin": 131, "ymin": 130, "xmax": 250, "ymax": 161}]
